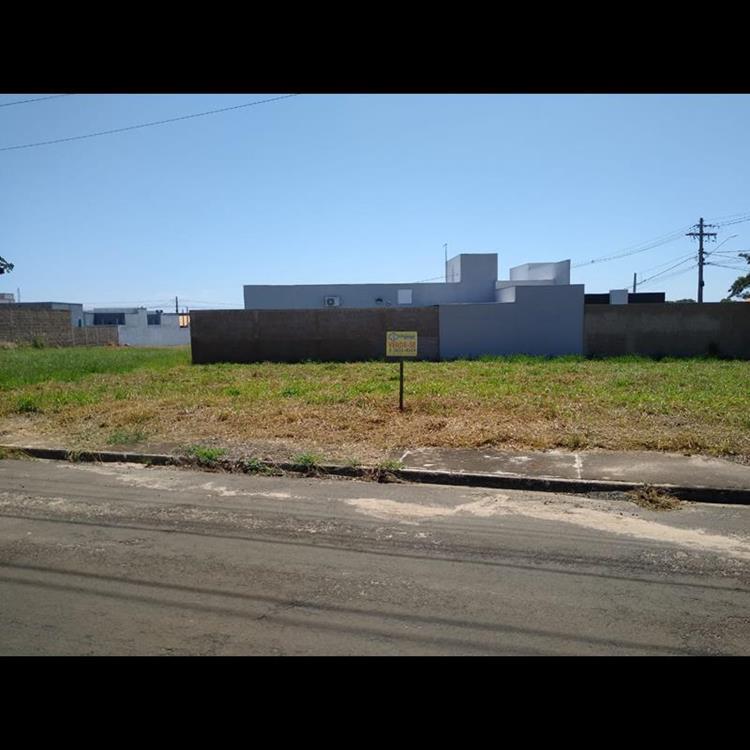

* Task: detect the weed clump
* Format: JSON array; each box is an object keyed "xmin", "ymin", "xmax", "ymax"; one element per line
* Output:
[
  {"xmin": 16, "ymin": 396, "xmax": 41, "ymax": 414},
  {"xmin": 628, "ymin": 485, "xmax": 682, "ymax": 511},
  {"xmin": 292, "ymin": 452, "xmax": 324, "ymax": 475},
  {"xmin": 186, "ymin": 445, "xmax": 226, "ymax": 467},
  {"xmin": 242, "ymin": 457, "xmax": 282, "ymax": 476},
  {"xmin": 107, "ymin": 428, "xmax": 147, "ymax": 446}
]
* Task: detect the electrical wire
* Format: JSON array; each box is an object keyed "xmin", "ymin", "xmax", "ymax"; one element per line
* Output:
[
  {"xmin": 0, "ymin": 94, "xmax": 299, "ymax": 153},
  {"xmin": 635, "ymin": 251, "xmax": 696, "ymax": 276},
  {"xmin": 640, "ymin": 264, "xmax": 699, "ymax": 288},
  {"xmin": 708, "ymin": 251, "xmax": 746, "ymax": 259},
  {"xmin": 707, "ymin": 262, "xmax": 748, "ymax": 271},
  {"xmin": 638, "ymin": 260, "xmax": 698, "ymax": 288},
  {"xmin": 714, "ymin": 215, "xmax": 750, "ymax": 228},
  {"xmin": 0, "ymin": 94, "xmax": 72, "ymax": 108},
  {"xmin": 180, "ymin": 299, "xmax": 240, "ymax": 306},
  {"xmin": 574, "ymin": 214, "xmax": 747, "ymax": 269},
  {"xmin": 79, "ymin": 300, "xmax": 175, "ymax": 306},
  {"xmin": 708, "ymin": 211, "xmax": 748, "ymax": 222},
  {"xmin": 572, "ymin": 226, "xmax": 692, "ymax": 268}
]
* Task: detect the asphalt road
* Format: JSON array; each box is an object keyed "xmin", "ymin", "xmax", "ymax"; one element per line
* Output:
[{"xmin": 1, "ymin": 458, "xmax": 749, "ymax": 655}]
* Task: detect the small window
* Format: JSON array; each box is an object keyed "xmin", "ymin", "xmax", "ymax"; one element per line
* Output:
[
  {"xmin": 397, "ymin": 289, "xmax": 412, "ymax": 305},
  {"xmin": 147, "ymin": 313, "xmax": 162, "ymax": 326},
  {"xmin": 93, "ymin": 313, "xmax": 125, "ymax": 326}
]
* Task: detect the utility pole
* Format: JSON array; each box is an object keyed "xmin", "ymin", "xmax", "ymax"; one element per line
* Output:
[
  {"xmin": 175, "ymin": 296, "xmax": 178, "ymax": 314},
  {"xmin": 633, "ymin": 273, "xmax": 637, "ymax": 294},
  {"xmin": 444, "ymin": 243, "xmax": 448, "ymax": 282},
  {"xmin": 687, "ymin": 217, "xmax": 717, "ymax": 303}
]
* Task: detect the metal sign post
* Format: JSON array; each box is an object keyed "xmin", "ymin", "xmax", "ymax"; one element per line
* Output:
[
  {"xmin": 399, "ymin": 360, "xmax": 404, "ymax": 411},
  {"xmin": 386, "ymin": 331, "xmax": 418, "ymax": 412}
]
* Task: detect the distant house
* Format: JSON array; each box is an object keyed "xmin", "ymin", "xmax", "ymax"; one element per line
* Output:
[
  {"xmin": 241, "ymin": 253, "xmax": 585, "ymax": 358},
  {"xmin": 85, "ymin": 307, "xmax": 190, "ymax": 346},
  {"xmin": 585, "ymin": 291, "xmax": 666, "ymax": 304}
]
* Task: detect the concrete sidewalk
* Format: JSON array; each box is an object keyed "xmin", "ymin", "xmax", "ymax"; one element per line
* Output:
[
  {"xmin": 1, "ymin": 442, "xmax": 749, "ymax": 504},
  {"xmin": 393, "ymin": 446, "xmax": 750, "ymax": 492}
]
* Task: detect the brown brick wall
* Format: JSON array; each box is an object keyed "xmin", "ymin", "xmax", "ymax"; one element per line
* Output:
[
  {"xmin": 0, "ymin": 308, "xmax": 119, "ymax": 347},
  {"xmin": 584, "ymin": 303, "xmax": 750, "ymax": 359},
  {"xmin": 71, "ymin": 326, "xmax": 119, "ymax": 346},
  {"xmin": 191, "ymin": 307, "xmax": 440, "ymax": 364}
]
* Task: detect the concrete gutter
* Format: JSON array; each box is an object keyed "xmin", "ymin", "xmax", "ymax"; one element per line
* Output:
[{"xmin": 2, "ymin": 444, "xmax": 749, "ymax": 506}]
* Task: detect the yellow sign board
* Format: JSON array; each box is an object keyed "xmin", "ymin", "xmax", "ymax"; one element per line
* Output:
[{"xmin": 386, "ymin": 331, "xmax": 418, "ymax": 357}]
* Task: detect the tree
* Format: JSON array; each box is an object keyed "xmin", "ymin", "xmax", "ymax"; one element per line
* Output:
[{"xmin": 728, "ymin": 252, "xmax": 750, "ymax": 300}]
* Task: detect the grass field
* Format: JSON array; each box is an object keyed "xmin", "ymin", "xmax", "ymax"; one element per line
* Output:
[{"xmin": 1, "ymin": 346, "xmax": 749, "ymax": 463}]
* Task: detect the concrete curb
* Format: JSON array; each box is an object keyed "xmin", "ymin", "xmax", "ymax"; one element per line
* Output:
[{"xmin": 1, "ymin": 444, "xmax": 749, "ymax": 506}]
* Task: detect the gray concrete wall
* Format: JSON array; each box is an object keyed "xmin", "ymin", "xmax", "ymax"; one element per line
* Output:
[
  {"xmin": 243, "ymin": 254, "xmax": 498, "ymax": 310},
  {"xmin": 191, "ymin": 307, "xmax": 440, "ymax": 364},
  {"xmin": 584, "ymin": 303, "xmax": 750, "ymax": 358},
  {"xmin": 118, "ymin": 326, "xmax": 190, "ymax": 347},
  {"xmin": 439, "ymin": 285, "xmax": 585, "ymax": 359},
  {"xmin": 509, "ymin": 260, "xmax": 570, "ymax": 284},
  {"xmin": 118, "ymin": 312, "xmax": 190, "ymax": 347}
]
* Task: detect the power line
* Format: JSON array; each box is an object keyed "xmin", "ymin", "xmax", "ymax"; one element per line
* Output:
[
  {"xmin": 714, "ymin": 215, "xmax": 750, "ymax": 228},
  {"xmin": 705, "ymin": 210, "xmax": 750, "ymax": 223},
  {"xmin": 572, "ymin": 225, "xmax": 692, "ymax": 269},
  {"xmin": 626, "ymin": 251, "xmax": 695, "ymax": 289},
  {"xmin": 638, "ymin": 264, "xmax": 698, "ymax": 288},
  {"xmin": 180, "ymin": 299, "xmax": 240, "ymax": 306},
  {"xmin": 637, "ymin": 256, "xmax": 697, "ymax": 286},
  {"xmin": 0, "ymin": 94, "xmax": 72, "ymax": 109},
  {"xmin": 635, "ymin": 251, "xmax": 696, "ymax": 276},
  {"xmin": 572, "ymin": 212, "xmax": 748, "ymax": 269},
  {"xmin": 79, "ymin": 300, "xmax": 175, "ymax": 306},
  {"xmin": 0, "ymin": 94, "xmax": 299, "ymax": 153},
  {"xmin": 706, "ymin": 263, "xmax": 748, "ymax": 271}
]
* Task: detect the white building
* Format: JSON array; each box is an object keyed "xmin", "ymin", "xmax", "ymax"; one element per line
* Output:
[
  {"xmin": 84, "ymin": 307, "xmax": 190, "ymax": 347},
  {"xmin": 242, "ymin": 253, "xmax": 586, "ymax": 357}
]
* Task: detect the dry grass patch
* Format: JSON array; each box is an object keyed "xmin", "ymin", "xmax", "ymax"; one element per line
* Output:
[
  {"xmin": 1, "ymin": 349, "xmax": 749, "ymax": 463},
  {"xmin": 628, "ymin": 485, "xmax": 682, "ymax": 512}
]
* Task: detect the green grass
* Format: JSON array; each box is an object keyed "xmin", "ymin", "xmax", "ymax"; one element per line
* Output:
[
  {"xmin": 242, "ymin": 457, "xmax": 281, "ymax": 475},
  {"xmin": 15, "ymin": 396, "xmax": 41, "ymax": 414},
  {"xmin": 376, "ymin": 459, "xmax": 404, "ymax": 471},
  {"xmin": 106, "ymin": 428, "xmax": 148, "ymax": 446},
  {"xmin": 186, "ymin": 445, "xmax": 226, "ymax": 465},
  {"xmin": 0, "ymin": 346, "xmax": 189, "ymax": 389},
  {"xmin": 1, "ymin": 346, "xmax": 748, "ymax": 459},
  {"xmin": 293, "ymin": 452, "xmax": 323, "ymax": 469}
]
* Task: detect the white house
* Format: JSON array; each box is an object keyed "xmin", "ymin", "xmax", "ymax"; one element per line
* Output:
[{"xmin": 84, "ymin": 307, "xmax": 190, "ymax": 346}]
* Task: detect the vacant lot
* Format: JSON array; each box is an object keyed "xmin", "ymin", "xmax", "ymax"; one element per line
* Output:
[{"xmin": 1, "ymin": 346, "xmax": 749, "ymax": 463}]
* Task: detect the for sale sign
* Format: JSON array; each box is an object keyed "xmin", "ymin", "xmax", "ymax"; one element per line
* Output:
[{"xmin": 386, "ymin": 331, "xmax": 418, "ymax": 357}]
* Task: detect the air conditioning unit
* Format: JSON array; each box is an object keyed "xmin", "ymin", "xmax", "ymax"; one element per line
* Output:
[{"xmin": 324, "ymin": 296, "xmax": 341, "ymax": 307}]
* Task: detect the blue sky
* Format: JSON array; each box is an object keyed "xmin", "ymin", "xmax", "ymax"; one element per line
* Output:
[{"xmin": 1, "ymin": 93, "xmax": 749, "ymax": 309}]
